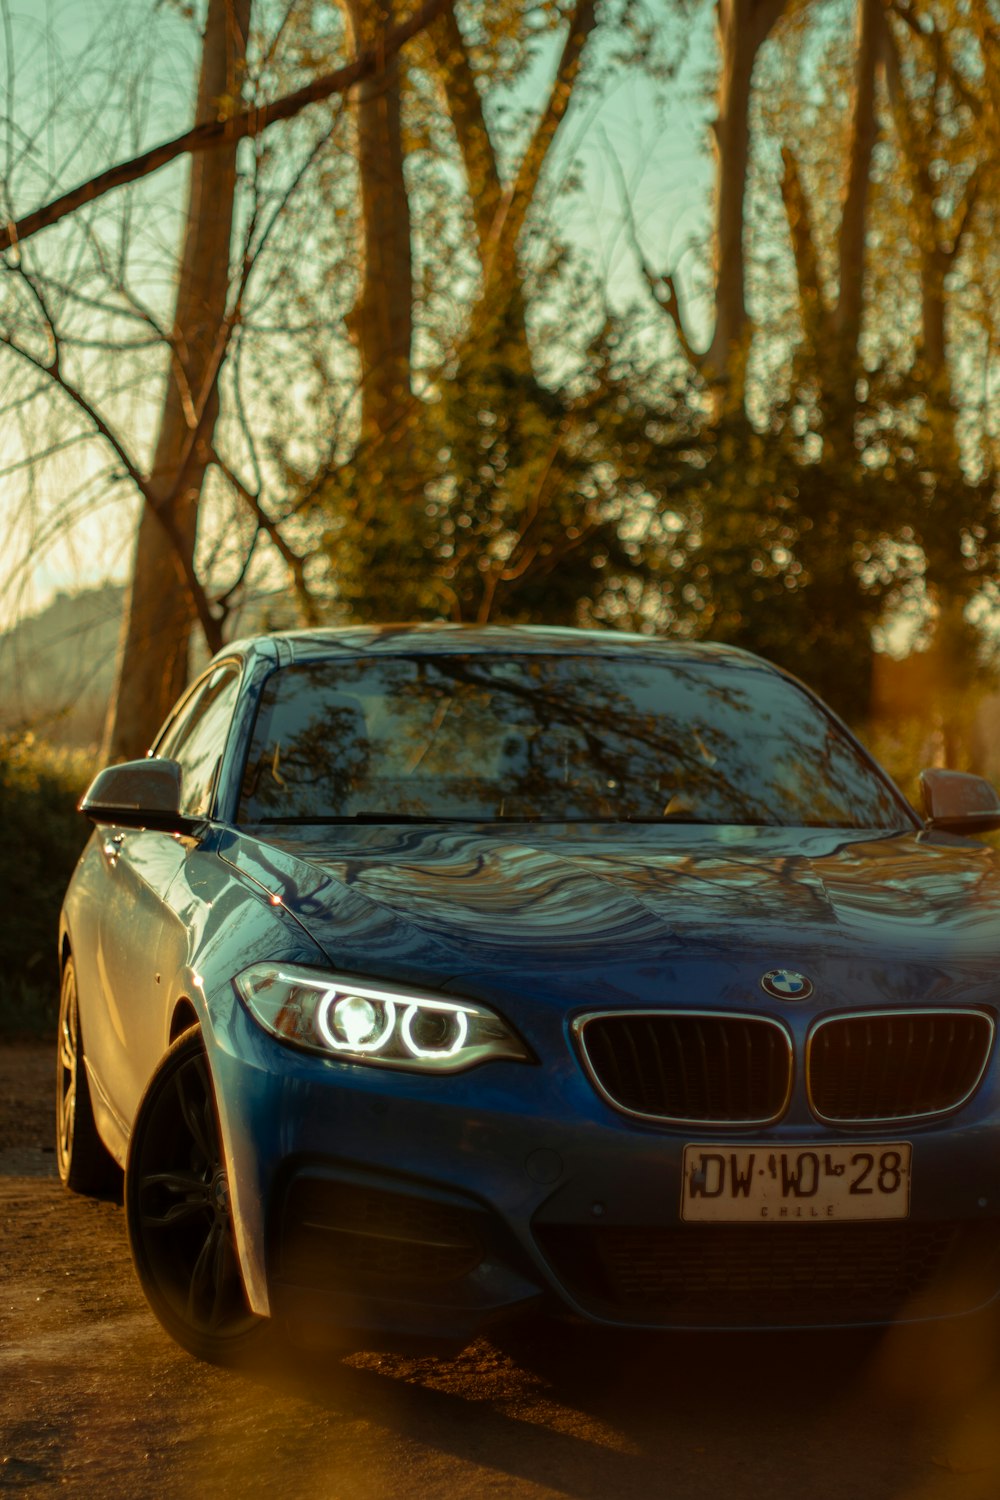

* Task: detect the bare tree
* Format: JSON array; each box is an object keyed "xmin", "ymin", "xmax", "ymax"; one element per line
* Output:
[
  {"xmin": 702, "ymin": 0, "xmax": 787, "ymax": 403},
  {"xmin": 777, "ymin": 0, "xmax": 884, "ymax": 434},
  {"xmin": 105, "ymin": 0, "xmax": 252, "ymax": 761},
  {"xmin": 0, "ymin": 0, "xmax": 450, "ymax": 256},
  {"xmin": 636, "ymin": 0, "xmax": 787, "ymax": 414},
  {"xmin": 341, "ymin": 0, "xmax": 414, "ymax": 454},
  {"xmin": 0, "ymin": 0, "xmax": 452, "ymax": 760}
]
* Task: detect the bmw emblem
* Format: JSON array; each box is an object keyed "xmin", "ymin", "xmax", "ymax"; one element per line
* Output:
[{"xmin": 761, "ymin": 969, "xmax": 814, "ymax": 1001}]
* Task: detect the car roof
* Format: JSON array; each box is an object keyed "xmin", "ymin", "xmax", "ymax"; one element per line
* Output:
[{"xmin": 223, "ymin": 623, "xmax": 776, "ymax": 673}]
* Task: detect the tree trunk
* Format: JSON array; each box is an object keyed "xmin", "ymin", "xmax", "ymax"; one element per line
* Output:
[
  {"xmin": 104, "ymin": 0, "xmax": 250, "ymax": 761},
  {"xmin": 920, "ymin": 243, "xmax": 950, "ymax": 389},
  {"xmin": 431, "ymin": 6, "xmax": 503, "ymax": 247},
  {"xmin": 342, "ymin": 0, "xmax": 414, "ymax": 456},
  {"xmin": 819, "ymin": 0, "xmax": 882, "ymax": 467},
  {"xmin": 431, "ymin": 4, "xmax": 531, "ymax": 361},
  {"xmin": 833, "ymin": 0, "xmax": 881, "ymax": 370},
  {"xmin": 703, "ymin": 0, "xmax": 786, "ymax": 406},
  {"xmin": 479, "ymin": 0, "xmax": 597, "ymax": 292}
]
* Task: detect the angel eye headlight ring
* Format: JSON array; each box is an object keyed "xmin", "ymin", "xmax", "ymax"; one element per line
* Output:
[
  {"xmin": 317, "ymin": 992, "xmax": 396, "ymax": 1053},
  {"xmin": 234, "ymin": 964, "xmax": 531, "ymax": 1074},
  {"xmin": 401, "ymin": 1002, "xmax": 469, "ymax": 1059}
]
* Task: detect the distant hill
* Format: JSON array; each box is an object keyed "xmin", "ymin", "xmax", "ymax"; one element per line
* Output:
[
  {"xmin": 0, "ymin": 585, "xmax": 124, "ymax": 748},
  {"xmin": 0, "ymin": 583, "xmax": 303, "ymax": 750}
]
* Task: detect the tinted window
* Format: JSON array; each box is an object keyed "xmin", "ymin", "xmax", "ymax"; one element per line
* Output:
[
  {"xmin": 237, "ymin": 655, "xmax": 907, "ymax": 828},
  {"xmin": 159, "ymin": 664, "xmax": 240, "ymax": 817}
]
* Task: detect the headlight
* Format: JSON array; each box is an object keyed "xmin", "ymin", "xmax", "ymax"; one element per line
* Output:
[{"xmin": 234, "ymin": 963, "xmax": 532, "ymax": 1074}]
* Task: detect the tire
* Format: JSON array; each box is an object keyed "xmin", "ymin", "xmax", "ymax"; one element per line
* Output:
[
  {"xmin": 124, "ymin": 1030, "xmax": 265, "ymax": 1363},
  {"xmin": 56, "ymin": 957, "xmax": 120, "ymax": 1195}
]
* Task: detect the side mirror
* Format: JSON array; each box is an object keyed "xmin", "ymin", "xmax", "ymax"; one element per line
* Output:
[
  {"xmin": 920, "ymin": 768, "xmax": 1000, "ymax": 835},
  {"xmin": 79, "ymin": 758, "xmax": 197, "ymax": 833}
]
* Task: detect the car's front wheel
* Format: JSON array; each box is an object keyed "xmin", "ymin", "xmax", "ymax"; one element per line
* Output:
[
  {"xmin": 56, "ymin": 957, "xmax": 119, "ymax": 1194},
  {"xmin": 124, "ymin": 1030, "xmax": 264, "ymax": 1363}
]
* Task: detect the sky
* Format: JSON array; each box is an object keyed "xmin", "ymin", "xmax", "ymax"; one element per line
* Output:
[
  {"xmin": 0, "ymin": 0, "xmax": 718, "ymax": 630},
  {"xmin": 0, "ymin": 0, "xmax": 200, "ymax": 624}
]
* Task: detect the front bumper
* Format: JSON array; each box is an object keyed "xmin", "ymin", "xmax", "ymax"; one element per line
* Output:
[{"xmin": 207, "ymin": 1003, "xmax": 1000, "ymax": 1344}]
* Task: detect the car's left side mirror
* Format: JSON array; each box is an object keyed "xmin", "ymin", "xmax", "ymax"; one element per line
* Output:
[
  {"xmin": 920, "ymin": 768, "xmax": 1000, "ymax": 835},
  {"xmin": 79, "ymin": 757, "xmax": 198, "ymax": 833}
]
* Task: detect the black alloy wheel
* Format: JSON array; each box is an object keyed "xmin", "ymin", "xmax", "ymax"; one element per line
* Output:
[
  {"xmin": 56, "ymin": 957, "xmax": 119, "ymax": 1194},
  {"xmin": 124, "ymin": 1030, "xmax": 264, "ymax": 1363}
]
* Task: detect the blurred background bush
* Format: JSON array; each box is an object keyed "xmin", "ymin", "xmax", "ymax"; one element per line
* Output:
[{"xmin": 0, "ymin": 736, "xmax": 91, "ymax": 1038}]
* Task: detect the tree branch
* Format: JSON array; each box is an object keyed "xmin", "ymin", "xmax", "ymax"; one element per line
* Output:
[
  {"xmin": 603, "ymin": 135, "xmax": 700, "ymax": 368},
  {"xmin": 884, "ymin": 0, "xmax": 985, "ymax": 121},
  {"xmin": 834, "ymin": 0, "xmax": 882, "ymax": 345},
  {"xmin": 779, "ymin": 145, "xmax": 830, "ymax": 356},
  {"xmin": 948, "ymin": 161, "xmax": 981, "ymax": 263},
  {"xmin": 481, "ymin": 0, "xmax": 598, "ymax": 292},
  {"xmin": 211, "ymin": 446, "xmax": 318, "ymax": 619},
  {"xmin": 4, "ymin": 259, "xmax": 232, "ymax": 648},
  {"xmin": 430, "ymin": 5, "xmax": 503, "ymax": 245},
  {"xmin": 0, "ymin": 0, "xmax": 451, "ymax": 254},
  {"xmin": 2, "ymin": 323, "xmax": 222, "ymax": 644}
]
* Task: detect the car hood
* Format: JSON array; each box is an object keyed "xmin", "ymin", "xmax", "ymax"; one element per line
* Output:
[{"xmin": 215, "ymin": 823, "xmax": 1000, "ymax": 1006}]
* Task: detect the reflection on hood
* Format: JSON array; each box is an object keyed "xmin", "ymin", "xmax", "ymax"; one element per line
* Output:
[{"xmin": 218, "ymin": 823, "xmax": 1000, "ymax": 979}]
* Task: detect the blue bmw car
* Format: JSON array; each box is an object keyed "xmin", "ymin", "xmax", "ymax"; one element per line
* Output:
[{"xmin": 58, "ymin": 625, "xmax": 1000, "ymax": 1362}]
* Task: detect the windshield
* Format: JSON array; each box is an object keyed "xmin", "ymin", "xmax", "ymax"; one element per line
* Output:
[{"xmin": 237, "ymin": 653, "xmax": 909, "ymax": 828}]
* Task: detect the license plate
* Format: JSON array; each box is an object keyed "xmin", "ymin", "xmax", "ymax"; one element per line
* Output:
[{"xmin": 681, "ymin": 1143, "xmax": 912, "ymax": 1223}]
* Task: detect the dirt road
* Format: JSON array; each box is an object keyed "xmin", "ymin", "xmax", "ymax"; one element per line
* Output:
[{"xmin": 4, "ymin": 1040, "xmax": 1000, "ymax": 1499}]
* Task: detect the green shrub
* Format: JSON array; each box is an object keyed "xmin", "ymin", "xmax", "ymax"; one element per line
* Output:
[{"xmin": 0, "ymin": 735, "xmax": 94, "ymax": 1037}]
